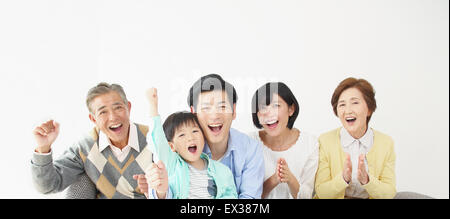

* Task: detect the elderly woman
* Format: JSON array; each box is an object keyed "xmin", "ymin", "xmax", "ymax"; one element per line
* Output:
[
  {"xmin": 314, "ymin": 77, "xmax": 396, "ymax": 199},
  {"xmin": 250, "ymin": 82, "xmax": 319, "ymax": 199}
]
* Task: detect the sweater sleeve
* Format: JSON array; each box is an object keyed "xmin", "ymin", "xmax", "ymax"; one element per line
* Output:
[
  {"xmin": 363, "ymin": 142, "xmax": 396, "ymax": 199},
  {"xmin": 31, "ymin": 143, "xmax": 85, "ymax": 194},
  {"xmin": 314, "ymin": 140, "xmax": 348, "ymax": 199}
]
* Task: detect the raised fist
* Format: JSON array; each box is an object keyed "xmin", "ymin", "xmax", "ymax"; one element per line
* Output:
[
  {"xmin": 146, "ymin": 88, "xmax": 158, "ymax": 117},
  {"xmin": 33, "ymin": 120, "xmax": 60, "ymax": 153}
]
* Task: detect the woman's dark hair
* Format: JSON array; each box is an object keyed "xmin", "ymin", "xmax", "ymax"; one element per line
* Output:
[
  {"xmin": 251, "ymin": 82, "xmax": 299, "ymax": 129},
  {"xmin": 163, "ymin": 111, "xmax": 202, "ymax": 141},
  {"xmin": 187, "ymin": 74, "xmax": 238, "ymax": 111}
]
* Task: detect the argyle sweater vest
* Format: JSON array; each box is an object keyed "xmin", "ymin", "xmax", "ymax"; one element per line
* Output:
[
  {"xmin": 31, "ymin": 123, "xmax": 153, "ymax": 199},
  {"xmin": 81, "ymin": 124, "xmax": 152, "ymax": 199}
]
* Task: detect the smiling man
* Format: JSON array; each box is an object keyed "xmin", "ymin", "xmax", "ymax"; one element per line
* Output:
[
  {"xmin": 186, "ymin": 74, "xmax": 265, "ymax": 199},
  {"xmin": 31, "ymin": 82, "xmax": 153, "ymax": 199}
]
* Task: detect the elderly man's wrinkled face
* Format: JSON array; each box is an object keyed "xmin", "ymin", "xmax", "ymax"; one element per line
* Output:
[{"xmin": 89, "ymin": 91, "xmax": 131, "ymax": 148}]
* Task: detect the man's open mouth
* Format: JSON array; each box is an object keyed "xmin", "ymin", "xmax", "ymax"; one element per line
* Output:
[
  {"xmin": 208, "ymin": 124, "xmax": 223, "ymax": 134},
  {"xmin": 109, "ymin": 123, "xmax": 123, "ymax": 132}
]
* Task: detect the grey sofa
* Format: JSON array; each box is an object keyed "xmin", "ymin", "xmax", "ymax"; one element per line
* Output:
[
  {"xmin": 65, "ymin": 173, "xmax": 435, "ymax": 199},
  {"xmin": 65, "ymin": 173, "xmax": 97, "ymax": 199}
]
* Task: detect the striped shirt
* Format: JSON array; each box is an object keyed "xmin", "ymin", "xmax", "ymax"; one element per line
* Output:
[{"xmin": 187, "ymin": 159, "xmax": 217, "ymax": 199}]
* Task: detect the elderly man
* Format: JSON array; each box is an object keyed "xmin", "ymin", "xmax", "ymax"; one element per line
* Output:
[{"xmin": 31, "ymin": 82, "xmax": 153, "ymax": 199}]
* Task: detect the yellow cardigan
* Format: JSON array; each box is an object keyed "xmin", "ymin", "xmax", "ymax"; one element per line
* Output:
[{"xmin": 314, "ymin": 128, "xmax": 396, "ymax": 199}]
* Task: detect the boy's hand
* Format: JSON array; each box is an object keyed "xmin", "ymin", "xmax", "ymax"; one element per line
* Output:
[
  {"xmin": 33, "ymin": 120, "xmax": 60, "ymax": 153},
  {"xmin": 146, "ymin": 160, "xmax": 168, "ymax": 199},
  {"xmin": 146, "ymin": 88, "xmax": 158, "ymax": 117}
]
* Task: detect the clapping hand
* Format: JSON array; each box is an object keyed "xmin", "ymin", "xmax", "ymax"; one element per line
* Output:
[
  {"xmin": 357, "ymin": 154, "xmax": 369, "ymax": 185},
  {"xmin": 277, "ymin": 158, "xmax": 295, "ymax": 183},
  {"xmin": 343, "ymin": 153, "xmax": 352, "ymax": 184}
]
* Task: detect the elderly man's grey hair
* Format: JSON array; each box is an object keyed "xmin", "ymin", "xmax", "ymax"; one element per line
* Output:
[{"xmin": 86, "ymin": 82, "xmax": 129, "ymax": 113}]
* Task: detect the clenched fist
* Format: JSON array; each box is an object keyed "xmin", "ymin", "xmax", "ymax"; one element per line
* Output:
[
  {"xmin": 146, "ymin": 88, "xmax": 158, "ymax": 117},
  {"xmin": 33, "ymin": 120, "xmax": 60, "ymax": 153}
]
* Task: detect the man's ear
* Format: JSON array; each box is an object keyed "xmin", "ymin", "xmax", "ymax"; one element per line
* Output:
[
  {"xmin": 89, "ymin": 113, "xmax": 96, "ymax": 124},
  {"xmin": 168, "ymin": 142, "xmax": 176, "ymax": 152},
  {"xmin": 232, "ymin": 103, "xmax": 237, "ymax": 120},
  {"xmin": 127, "ymin": 101, "xmax": 132, "ymax": 112}
]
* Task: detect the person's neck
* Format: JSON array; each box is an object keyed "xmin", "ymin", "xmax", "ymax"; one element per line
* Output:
[
  {"xmin": 349, "ymin": 125, "xmax": 368, "ymax": 140},
  {"xmin": 261, "ymin": 127, "xmax": 298, "ymax": 150},
  {"xmin": 110, "ymin": 127, "xmax": 130, "ymax": 150},
  {"xmin": 208, "ymin": 135, "xmax": 229, "ymax": 161},
  {"xmin": 111, "ymin": 138, "xmax": 128, "ymax": 150}
]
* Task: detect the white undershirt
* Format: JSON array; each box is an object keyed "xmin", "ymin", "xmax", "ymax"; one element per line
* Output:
[
  {"xmin": 187, "ymin": 158, "xmax": 217, "ymax": 199},
  {"xmin": 98, "ymin": 123, "xmax": 140, "ymax": 162},
  {"xmin": 250, "ymin": 129, "xmax": 319, "ymax": 199}
]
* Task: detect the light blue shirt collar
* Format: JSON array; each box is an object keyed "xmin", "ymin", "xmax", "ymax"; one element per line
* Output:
[
  {"xmin": 201, "ymin": 127, "xmax": 264, "ymax": 199},
  {"xmin": 203, "ymin": 129, "xmax": 237, "ymax": 159}
]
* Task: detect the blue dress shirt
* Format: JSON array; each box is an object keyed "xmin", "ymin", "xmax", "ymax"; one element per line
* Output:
[{"xmin": 203, "ymin": 128, "xmax": 265, "ymax": 199}]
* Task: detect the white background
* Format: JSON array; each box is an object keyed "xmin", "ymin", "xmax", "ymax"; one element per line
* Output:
[{"xmin": 0, "ymin": 0, "xmax": 448, "ymax": 198}]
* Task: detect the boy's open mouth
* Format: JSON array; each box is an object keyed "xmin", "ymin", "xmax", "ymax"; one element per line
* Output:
[
  {"xmin": 188, "ymin": 145, "xmax": 197, "ymax": 154},
  {"xmin": 208, "ymin": 123, "xmax": 223, "ymax": 134}
]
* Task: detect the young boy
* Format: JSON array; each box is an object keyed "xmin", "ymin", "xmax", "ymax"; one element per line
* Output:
[{"xmin": 145, "ymin": 88, "xmax": 237, "ymax": 199}]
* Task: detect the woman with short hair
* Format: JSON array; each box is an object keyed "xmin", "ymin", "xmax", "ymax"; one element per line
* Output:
[
  {"xmin": 314, "ymin": 77, "xmax": 396, "ymax": 199},
  {"xmin": 250, "ymin": 82, "xmax": 319, "ymax": 199}
]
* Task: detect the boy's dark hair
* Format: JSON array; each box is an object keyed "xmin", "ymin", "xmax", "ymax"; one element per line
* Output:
[
  {"xmin": 187, "ymin": 74, "xmax": 238, "ymax": 111},
  {"xmin": 251, "ymin": 82, "xmax": 300, "ymax": 129},
  {"xmin": 163, "ymin": 111, "xmax": 202, "ymax": 142}
]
